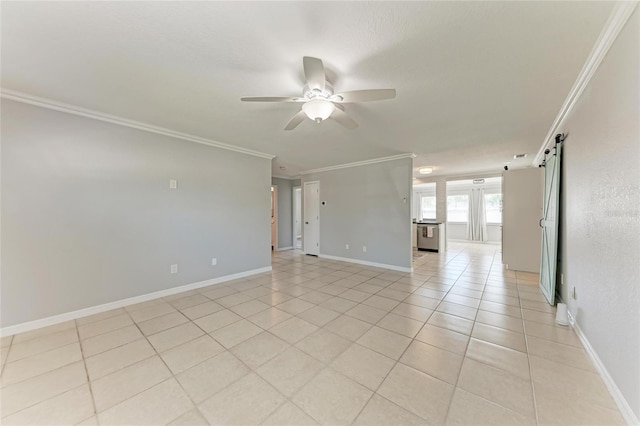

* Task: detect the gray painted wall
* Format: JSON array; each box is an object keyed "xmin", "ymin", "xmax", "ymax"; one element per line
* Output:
[
  {"xmin": 2, "ymin": 99, "xmax": 272, "ymax": 327},
  {"xmin": 558, "ymin": 8, "xmax": 639, "ymax": 419},
  {"xmin": 303, "ymin": 158, "xmax": 412, "ymax": 270}
]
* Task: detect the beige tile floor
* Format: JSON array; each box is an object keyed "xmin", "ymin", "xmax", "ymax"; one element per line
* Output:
[{"xmin": 0, "ymin": 242, "xmax": 626, "ymax": 425}]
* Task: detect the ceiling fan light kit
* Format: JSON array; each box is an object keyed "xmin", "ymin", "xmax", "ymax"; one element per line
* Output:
[
  {"xmin": 241, "ymin": 56, "xmax": 396, "ymax": 130},
  {"xmin": 302, "ymin": 99, "xmax": 335, "ymax": 123}
]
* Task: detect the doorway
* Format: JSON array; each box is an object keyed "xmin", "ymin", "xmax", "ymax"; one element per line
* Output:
[
  {"xmin": 293, "ymin": 187, "xmax": 302, "ymax": 249},
  {"xmin": 303, "ymin": 181, "xmax": 319, "ymax": 255},
  {"xmin": 271, "ymin": 186, "xmax": 277, "ymax": 251},
  {"xmin": 445, "ymin": 177, "xmax": 503, "ymax": 245}
]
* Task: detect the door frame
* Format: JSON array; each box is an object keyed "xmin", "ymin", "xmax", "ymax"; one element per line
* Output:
[
  {"xmin": 292, "ymin": 186, "xmax": 302, "ymax": 250},
  {"xmin": 303, "ymin": 181, "xmax": 320, "ymax": 255},
  {"xmin": 271, "ymin": 185, "xmax": 278, "ymax": 251}
]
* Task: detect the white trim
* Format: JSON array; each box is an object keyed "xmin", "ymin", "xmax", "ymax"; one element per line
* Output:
[
  {"xmin": 272, "ymin": 175, "xmax": 300, "ymax": 180},
  {"xmin": 0, "ymin": 89, "xmax": 275, "ymax": 160},
  {"xmin": 276, "ymin": 246, "xmax": 293, "ymax": 251},
  {"xmin": 447, "ymin": 238, "xmax": 501, "ymax": 245},
  {"xmin": 533, "ymin": 1, "xmax": 639, "ymax": 166},
  {"xmin": 319, "ymin": 253, "xmax": 413, "ymax": 273},
  {"xmin": 0, "ymin": 266, "xmax": 271, "ymax": 337},
  {"xmin": 567, "ymin": 311, "xmax": 639, "ymax": 426},
  {"xmin": 300, "ymin": 153, "xmax": 415, "ymax": 175},
  {"xmin": 414, "ymin": 171, "xmax": 503, "ymax": 183}
]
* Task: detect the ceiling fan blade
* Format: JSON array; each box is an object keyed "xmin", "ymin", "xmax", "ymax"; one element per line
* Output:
[
  {"xmin": 241, "ymin": 97, "xmax": 304, "ymax": 102},
  {"xmin": 284, "ymin": 110, "xmax": 307, "ymax": 131},
  {"xmin": 331, "ymin": 107, "xmax": 358, "ymax": 129},
  {"xmin": 331, "ymin": 89, "xmax": 396, "ymax": 103},
  {"xmin": 303, "ymin": 57, "xmax": 326, "ymax": 92}
]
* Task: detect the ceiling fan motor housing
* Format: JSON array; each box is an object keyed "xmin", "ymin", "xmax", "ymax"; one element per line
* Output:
[{"xmin": 303, "ymin": 82, "xmax": 334, "ymax": 100}]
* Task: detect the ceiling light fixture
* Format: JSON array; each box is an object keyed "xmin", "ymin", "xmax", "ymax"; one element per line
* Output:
[
  {"xmin": 418, "ymin": 167, "xmax": 433, "ymax": 175},
  {"xmin": 302, "ymin": 99, "xmax": 335, "ymax": 123}
]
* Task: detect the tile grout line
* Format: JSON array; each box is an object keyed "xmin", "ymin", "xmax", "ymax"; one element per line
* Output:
[
  {"xmin": 4, "ymin": 245, "xmax": 598, "ymax": 426},
  {"xmin": 74, "ymin": 319, "xmax": 100, "ymax": 425},
  {"xmin": 441, "ymin": 251, "xmax": 494, "ymax": 424},
  {"xmin": 152, "ymin": 301, "xmax": 278, "ymax": 421},
  {"xmin": 0, "ymin": 335, "xmax": 14, "ymax": 376},
  {"xmin": 246, "ymin": 260, "xmax": 398, "ymax": 424},
  {"xmin": 518, "ymin": 275, "xmax": 541, "ymax": 426},
  {"xmin": 349, "ymin": 246, "xmax": 493, "ymax": 424},
  {"xmin": 117, "ymin": 308, "xmax": 206, "ymax": 424},
  {"xmin": 262, "ymin": 258, "xmax": 414, "ymax": 424},
  {"xmin": 0, "ymin": 340, "xmax": 83, "ymax": 389},
  {"xmin": 281, "ymin": 246, "xmax": 511, "ymax": 422},
  {"xmin": 0, "ymin": 335, "xmax": 88, "ymax": 421}
]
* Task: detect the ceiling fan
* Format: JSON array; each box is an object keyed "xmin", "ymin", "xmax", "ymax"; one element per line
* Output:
[{"xmin": 241, "ymin": 57, "xmax": 396, "ymax": 130}]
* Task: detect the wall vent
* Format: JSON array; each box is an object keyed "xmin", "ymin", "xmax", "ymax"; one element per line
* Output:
[{"xmin": 513, "ymin": 153, "xmax": 528, "ymax": 159}]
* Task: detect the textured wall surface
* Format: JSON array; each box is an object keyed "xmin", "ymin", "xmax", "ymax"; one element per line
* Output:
[
  {"xmin": 2, "ymin": 100, "xmax": 272, "ymax": 326},
  {"xmin": 559, "ymin": 8, "xmax": 639, "ymax": 418},
  {"xmin": 303, "ymin": 158, "xmax": 412, "ymax": 269}
]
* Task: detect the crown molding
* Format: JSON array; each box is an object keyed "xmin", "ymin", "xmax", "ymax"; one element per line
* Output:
[
  {"xmin": 1, "ymin": 89, "xmax": 276, "ymax": 160},
  {"xmin": 300, "ymin": 153, "xmax": 415, "ymax": 175},
  {"xmin": 533, "ymin": 1, "xmax": 638, "ymax": 166},
  {"xmin": 271, "ymin": 174, "xmax": 301, "ymax": 180},
  {"xmin": 414, "ymin": 170, "xmax": 504, "ymax": 184}
]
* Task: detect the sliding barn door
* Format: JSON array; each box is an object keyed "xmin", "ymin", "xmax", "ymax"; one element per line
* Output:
[{"xmin": 539, "ymin": 143, "xmax": 562, "ymax": 305}]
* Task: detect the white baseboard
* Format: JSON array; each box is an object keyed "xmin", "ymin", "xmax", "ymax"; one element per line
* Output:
[
  {"xmin": 319, "ymin": 253, "xmax": 413, "ymax": 273},
  {"xmin": 448, "ymin": 239, "xmax": 501, "ymax": 245},
  {"xmin": 276, "ymin": 246, "xmax": 294, "ymax": 251},
  {"xmin": 1, "ymin": 266, "xmax": 272, "ymax": 337},
  {"xmin": 567, "ymin": 311, "xmax": 639, "ymax": 425}
]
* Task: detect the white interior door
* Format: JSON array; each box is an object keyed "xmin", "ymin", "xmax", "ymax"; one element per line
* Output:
[
  {"xmin": 293, "ymin": 187, "xmax": 302, "ymax": 249},
  {"xmin": 303, "ymin": 181, "xmax": 319, "ymax": 255},
  {"xmin": 539, "ymin": 143, "xmax": 562, "ymax": 305}
]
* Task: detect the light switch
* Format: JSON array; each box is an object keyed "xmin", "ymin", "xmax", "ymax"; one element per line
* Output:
[{"xmin": 169, "ymin": 179, "xmax": 178, "ymax": 189}]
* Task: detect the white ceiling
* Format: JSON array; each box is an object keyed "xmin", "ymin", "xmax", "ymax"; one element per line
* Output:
[{"xmin": 1, "ymin": 2, "xmax": 613, "ymax": 178}]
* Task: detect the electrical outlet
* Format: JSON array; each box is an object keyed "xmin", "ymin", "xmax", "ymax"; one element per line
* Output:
[
  {"xmin": 169, "ymin": 179, "xmax": 177, "ymax": 189},
  {"xmin": 211, "ymin": 258, "xmax": 217, "ymax": 266},
  {"xmin": 345, "ymin": 244, "xmax": 349, "ymax": 250},
  {"xmin": 170, "ymin": 264, "xmax": 178, "ymax": 274},
  {"xmin": 362, "ymin": 246, "xmax": 367, "ymax": 253}
]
